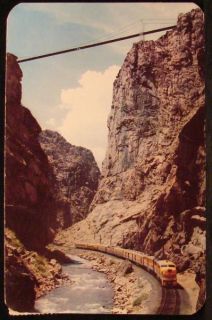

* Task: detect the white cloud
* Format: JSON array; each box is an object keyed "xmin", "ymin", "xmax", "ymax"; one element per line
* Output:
[
  {"xmin": 57, "ymin": 65, "xmax": 120, "ymax": 169},
  {"xmin": 45, "ymin": 117, "xmax": 56, "ymax": 127}
]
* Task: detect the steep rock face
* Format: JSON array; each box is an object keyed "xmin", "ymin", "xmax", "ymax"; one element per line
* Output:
[
  {"xmin": 5, "ymin": 53, "xmax": 59, "ymax": 250},
  {"xmin": 5, "ymin": 54, "xmax": 74, "ymax": 312},
  {"xmin": 5, "ymin": 229, "xmax": 36, "ymax": 312},
  {"xmin": 39, "ymin": 130, "xmax": 100, "ymax": 225},
  {"xmin": 93, "ymin": 8, "xmax": 205, "ymax": 255},
  {"xmin": 92, "ymin": 8, "xmax": 205, "ymax": 206},
  {"xmin": 5, "ymin": 228, "xmax": 64, "ymax": 312},
  {"xmin": 67, "ymin": 8, "xmax": 205, "ymax": 282}
]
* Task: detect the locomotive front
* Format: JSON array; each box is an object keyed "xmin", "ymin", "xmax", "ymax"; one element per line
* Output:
[{"xmin": 158, "ymin": 260, "xmax": 177, "ymax": 286}]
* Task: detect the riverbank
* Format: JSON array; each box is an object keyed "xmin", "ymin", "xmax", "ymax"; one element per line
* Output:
[
  {"xmin": 36, "ymin": 249, "xmax": 201, "ymax": 315},
  {"xmin": 35, "ymin": 254, "xmax": 113, "ymax": 314},
  {"xmin": 74, "ymin": 249, "xmax": 156, "ymax": 314},
  {"xmin": 5, "ymin": 228, "xmax": 74, "ymax": 315}
]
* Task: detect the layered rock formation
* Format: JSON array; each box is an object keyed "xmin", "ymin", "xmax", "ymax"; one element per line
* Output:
[
  {"xmin": 39, "ymin": 130, "xmax": 100, "ymax": 225},
  {"xmin": 64, "ymin": 9, "xmax": 205, "ymax": 306}
]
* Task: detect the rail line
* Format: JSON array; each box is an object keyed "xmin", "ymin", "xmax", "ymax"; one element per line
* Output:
[
  {"xmin": 75, "ymin": 243, "xmax": 181, "ymax": 314},
  {"xmin": 157, "ymin": 288, "xmax": 180, "ymax": 314}
]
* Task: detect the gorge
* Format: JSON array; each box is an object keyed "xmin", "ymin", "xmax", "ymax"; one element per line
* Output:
[{"xmin": 4, "ymin": 7, "xmax": 205, "ymax": 315}]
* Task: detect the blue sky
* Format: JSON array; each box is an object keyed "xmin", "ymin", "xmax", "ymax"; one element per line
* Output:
[{"xmin": 7, "ymin": 2, "xmax": 199, "ymax": 168}]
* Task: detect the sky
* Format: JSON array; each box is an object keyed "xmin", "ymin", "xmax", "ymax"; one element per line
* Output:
[{"xmin": 7, "ymin": 2, "xmax": 199, "ymax": 168}]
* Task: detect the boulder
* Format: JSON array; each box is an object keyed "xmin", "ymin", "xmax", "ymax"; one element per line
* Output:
[
  {"xmin": 44, "ymin": 248, "xmax": 75, "ymax": 264},
  {"xmin": 119, "ymin": 261, "xmax": 134, "ymax": 276}
]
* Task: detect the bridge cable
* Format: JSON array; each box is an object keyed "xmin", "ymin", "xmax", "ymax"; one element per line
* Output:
[{"xmin": 18, "ymin": 25, "xmax": 176, "ymax": 63}]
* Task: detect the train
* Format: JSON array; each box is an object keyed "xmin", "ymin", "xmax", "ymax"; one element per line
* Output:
[{"xmin": 75, "ymin": 242, "xmax": 177, "ymax": 287}]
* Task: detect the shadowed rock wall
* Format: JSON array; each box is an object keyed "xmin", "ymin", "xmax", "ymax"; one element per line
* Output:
[
  {"xmin": 5, "ymin": 53, "xmax": 65, "ymax": 312},
  {"xmin": 39, "ymin": 130, "xmax": 100, "ymax": 225},
  {"xmin": 5, "ymin": 53, "xmax": 59, "ymax": 250}
]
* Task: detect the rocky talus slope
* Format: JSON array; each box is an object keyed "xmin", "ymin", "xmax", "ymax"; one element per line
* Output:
[
  {"xmin": 39, "ymin": 130, "xmax": 100, "ymax": 225},
  {"xmin": 5, "ymin": 229, "xmax": 69, "ymax": 312},
  {"xmin": 4, "ymin": 53, "xmax": 71, "ymax": 312},
  {"xmin": 58, "ymin": 8, "xmax": 205, "ymax": 310}
]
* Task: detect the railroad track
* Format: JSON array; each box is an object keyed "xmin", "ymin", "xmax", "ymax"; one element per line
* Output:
[
  {"xmin": 75, "ymin": 243, "xmax": 180, "ymax": 314},
  {"xmin": 157, "ymin": 288, "xmax": 180, "ymax": 314}
]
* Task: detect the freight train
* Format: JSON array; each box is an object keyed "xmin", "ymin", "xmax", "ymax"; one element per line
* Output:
[{"xmin": 75, "ymin": 242, "xmax": 177, "ymax": 287}]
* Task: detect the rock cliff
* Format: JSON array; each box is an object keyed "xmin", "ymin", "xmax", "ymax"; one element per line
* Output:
[
  {"xmin": 62, "ymin": 9, "xmax": 205, "ymax": 305},
  {"xmin": 5, "ymin": 54, "xmax": 100, "ymax": 311},
  {"xmin": 39, "ymin": 130, "xmax": 100, "ymax": 225},
  {"xmin": 5, "ymin": 53, "xmax": 60, "ymax": 250},
  {"xmin": 5, "ymin": 228, "xmax": 66, "ymax": 312},
  {"xmin": 4, "ymin": 53, "xmax": 69, "ymax": 312},
  {"xmin": 93, "ymin": 8, "xmax": 205, "ymax": 207}
]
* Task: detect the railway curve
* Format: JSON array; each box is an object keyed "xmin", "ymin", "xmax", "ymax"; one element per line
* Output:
[
  {"xmin": 75, "ymin": 242, "xmax": 181, "ymax": 315},
  {"xmin": 157, "ymin": 288, "xmax": 180, "ymax": 314}
]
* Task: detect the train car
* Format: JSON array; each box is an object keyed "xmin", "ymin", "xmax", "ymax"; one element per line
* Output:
[
  {"xmin": 124, "ymin": 250, "xmax": 144, "ymax": 266},
  {"xmin": 143, "ymin": 255, "xmax": 155, "ymax": 272},
  {"xmin": 135, "ymin": 252, "xmax": 144, "ymax": 266},
  {"xmin": 133, "ymin": 251, "xmax": 143, "ymax": 264},
  {"xmin": 75, "ymin": 242, "xmax": 97, "ymax": 251},
  {"xmin": 130, "ymin": 252, "xmax": 136, "ymax": 263},
  {"xmin": 87, "ymin": 243, "xmax": 97, "ymax": 250},
  {"xmin": 75, "ymin": 243, "xmax": 177, "ymax": 287},
  {"xmin": 153, "ymin": 259, "xmax": 161, "ymax": 280},
  {"xmin": 96, "ymin": 244, "xmax": 107, "ymax": 252},
  {"xmin": 113, "ymin": 246, "xmax": 125, "ymax": 258},
  {"xmin": 75, "ymin": 242, "xmax": 88, "ymax": 250},
  {"xmin": 123, "ymin": 249, "xmax": 132, "ymax": 260},
  {"xmin": 106, "ymin": 246, "xmax": 115, "ymax": 255},
  {"xmin": 131, "ymin": 251, "xmax": 138, "ymax": 263},
  {"xmin": 156, "ymin": 260, "xmax": 177, "ymax": 286}
]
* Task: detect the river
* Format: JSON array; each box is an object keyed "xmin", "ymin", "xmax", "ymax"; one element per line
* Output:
[{"xmin": 34, "ymin": 254, "xmax": 114, "ymax": 314}]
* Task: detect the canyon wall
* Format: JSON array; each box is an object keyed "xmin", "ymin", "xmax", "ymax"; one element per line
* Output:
[
  {"xmin": 67, "ymin": 8, "xmax": 205, "ymax": 284},
  {"xmin": 4, "ymin": 53, "xmax": 67, "ymax": 312},
  {"xmin": 39, "ymin": 130, "xmax": 100, "ymax": 225},
  {"xmin": 5, "ymin": 6, "xmax": 206, "ymax": 313},
  {"xmin": 5, "ymin": 228, "xmax": 64, "ymax": 312},
  {"xmin": 4, "ymin": 53, "xmax": 100, "ymax": 312},
  {"xmin": 5, "ymin": 53, "xmax": 60, "ymax": 250},
  {"xmin": 93, "ymin": 8, "xmax": 205, "ymax": 208}
]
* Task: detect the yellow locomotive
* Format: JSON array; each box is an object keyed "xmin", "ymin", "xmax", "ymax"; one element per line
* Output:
[{"xmin": 75, "ymin": 242, "xmax": 177, "ymax": 287}]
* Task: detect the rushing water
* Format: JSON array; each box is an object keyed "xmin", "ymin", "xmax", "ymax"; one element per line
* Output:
[{"xmin": 35, "ymin": 254, "xmax": 113, "ymax": 314}]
